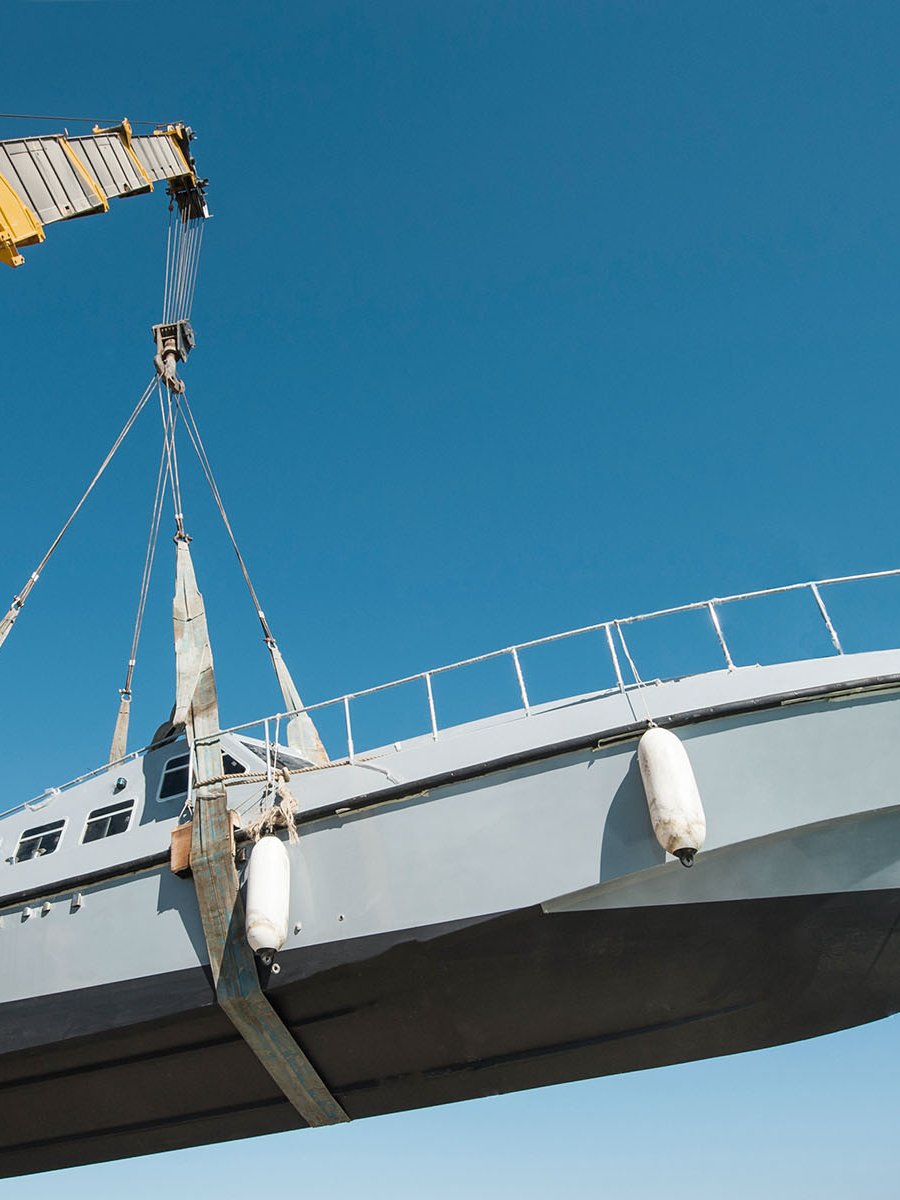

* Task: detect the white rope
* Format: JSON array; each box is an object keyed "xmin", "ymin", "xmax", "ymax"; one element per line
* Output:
[
  {"xmin": 614, "ymin": 621, "xmax": 655, "ymax": 726},
  {"xmin": 228, "ymin": 713, "xmax": 315, "ymax": 836}
]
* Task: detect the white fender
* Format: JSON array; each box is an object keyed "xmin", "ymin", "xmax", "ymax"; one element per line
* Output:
[
  {"xmin": 637, "ymin": 726, "xmax": 707, "ymax": 867},
  {"xmin": 245, "ymin": 835, "xmax": 290, "ymax": 957}
]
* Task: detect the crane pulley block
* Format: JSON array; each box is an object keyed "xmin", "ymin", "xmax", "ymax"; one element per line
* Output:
[{"xmin": 153, "ymin": 319, "xmax": 195, "ymax": 393}]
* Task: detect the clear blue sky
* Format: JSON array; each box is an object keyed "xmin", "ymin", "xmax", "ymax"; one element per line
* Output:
[{"xmin": 3, "ymin": 1, "xmax": 900, "ymax": 1195}]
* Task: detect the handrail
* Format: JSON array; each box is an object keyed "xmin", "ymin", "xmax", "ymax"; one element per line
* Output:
[
  {"xmin": 5, "ymin": 566, "xmax": 900, "ymax": 817},
  {"xmin": 212, "ymin": 567, "xmax": 900, "ymax": 742}
]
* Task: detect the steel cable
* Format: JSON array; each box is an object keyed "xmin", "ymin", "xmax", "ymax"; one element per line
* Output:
[
  {"xmin": 118, "ymin": 429, "xmax": 172, "ymax": 700},
  {"xmin": 176, "ymin": 389, "xmax": 275, "ymax": 641}
]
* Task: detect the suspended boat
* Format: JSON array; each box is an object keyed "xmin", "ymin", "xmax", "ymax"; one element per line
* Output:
[{"xmin": 2, "ymin": 117, "xmax": 900, "ymax": 1179}]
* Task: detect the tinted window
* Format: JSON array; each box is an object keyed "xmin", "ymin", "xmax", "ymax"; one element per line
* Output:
[
  {"xmin": 16, "ymin": 820, "xmax": 65, "ymax": 862},
  {"xmin": 159, "ymin": 753, "xmax": 190, "ymax": 800},
  {"xmin": 158, "ymin": 751, "xmax": 245, "ymax": 802},
  {"xmin": 240, "ymin": 741, "xmax": 309, "ymax": 771},
  {"xmin": 82, "ymin": 799, "xmax": 134, "ymax": 844}
]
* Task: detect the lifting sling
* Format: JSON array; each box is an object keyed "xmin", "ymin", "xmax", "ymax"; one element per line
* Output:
[{"xmin": 174, "ymin": 535, "xmax": 347, "ymax": 1127}]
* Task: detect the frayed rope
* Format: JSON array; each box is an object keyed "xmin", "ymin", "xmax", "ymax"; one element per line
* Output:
[{"xmin": 244, "ymin": 767, "xmax": 300, "ymax": 843}]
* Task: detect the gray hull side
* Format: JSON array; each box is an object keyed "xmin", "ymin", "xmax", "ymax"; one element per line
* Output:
[
  {"xmin": 3, "ymin": 657, "xmax": 900, "ymax": 1173},
  {"xmin": 4, "ymin": 681, "xmax": 900, "ymax": 1007},
  {"xmin": 2, "ymin": 885, "xmax": 900, "ymax": 1177}
]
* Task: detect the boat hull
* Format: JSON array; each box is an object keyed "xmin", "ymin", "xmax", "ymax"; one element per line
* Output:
[
  {"xmin": 2, "ymin": 883, "xmax": 900, "ymax": 1177},
  {"xmin": 5, "ymin": 652, "xmax": 900, "ymax": 1176}
]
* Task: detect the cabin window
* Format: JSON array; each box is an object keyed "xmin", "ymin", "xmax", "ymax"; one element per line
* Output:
[
  {"xmin": 224, "ymin": 754, "xmax": 247, "ymax": 777},
  {"xmin": 240, "ymin": 741, "xmax": 309, "ymax": 772},
  {"xmin": 159, "ymin": 753, "xmax": 190, "ymax": 801},
  {"xmin": 157, "ymin": 751, "xmax": 246, "ymax": 802},
  {"xmin": 15, "ymin": 820, "xmax": 65, "ymax": 863},
  {"xmin": 82, "ymin": 799, "xmax": 135, "ymax": 843}
]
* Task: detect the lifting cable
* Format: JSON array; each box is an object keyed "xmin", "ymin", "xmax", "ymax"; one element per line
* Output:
[
  {"xmin": 163, "ymin": 203, "xmax": 204, "ymax": 324},
  {"xmin": 160, "ymin": 382, "xmax": 187, "ymax": 536},
  {"xmin": 174, "ymin": 389, "xmax": 328, "ymax": 764},
  {"xmin": 30, "ymin": 189, "xmax": 344, "ymax": 1123},
  {"xmin": 0, "ymin": 120, "xmax": 346, "ymax": 1122},
  {"xmin": 0, "ymin": 111, "xmax": 168, "ymax": 127},
  {"xmin": 110, "ymin": 382, "xmax": 186, "ymax": 758},
  {"xmin": 110, "ymin": 202, "xmax": 203, "ymax": 755},
  {"xmin": 177, "ymin": 390, "xmax": 276, "ymax": 644},
  {"xmin": 0, "ymin": 377, "xmax": 157, "ymax": 652},
  {"xmin": 108, "ymin": 412, "xmax": 173, "ymax": 763}
]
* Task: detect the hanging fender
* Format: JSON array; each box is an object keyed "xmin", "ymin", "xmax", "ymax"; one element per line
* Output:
[
  {"xmin": 246, "ymin": 835, "xmax": 291, "ymax": 969},
  {"xmin": 637, "ymin": 726, "xmax": 707, "ymax": 867}
]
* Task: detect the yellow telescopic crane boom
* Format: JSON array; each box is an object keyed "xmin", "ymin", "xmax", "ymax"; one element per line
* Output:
[{"xmin": 0, "ymin": 118, "xmax": 207, "ymax": 267}]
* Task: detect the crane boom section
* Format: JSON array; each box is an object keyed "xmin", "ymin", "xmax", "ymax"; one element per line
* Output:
[{"xmin": 0, "ymin": 120, "xmax": 206, "ymax": 267}]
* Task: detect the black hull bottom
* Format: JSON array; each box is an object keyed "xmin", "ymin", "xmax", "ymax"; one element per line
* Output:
[{"xmin": 2, "ymin": 888, "xmax": 900, "ymax": 1177}]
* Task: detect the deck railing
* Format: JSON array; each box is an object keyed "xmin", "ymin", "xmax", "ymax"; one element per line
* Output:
[
  {"xmin": 8, "ymin": 566, "xmax": 900, "ymax": 814},
  {"xmin": 216, "ymin": 567, "xmax": 900, "ymax": 764}
]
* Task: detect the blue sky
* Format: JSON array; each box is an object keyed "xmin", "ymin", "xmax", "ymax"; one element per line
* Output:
[{"xmin": 3, "ymin": 1, "xmax": 900, "ymax": 1195}]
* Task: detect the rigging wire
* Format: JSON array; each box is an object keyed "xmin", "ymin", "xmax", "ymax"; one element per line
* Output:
[
  {"xmin": 163, "ymin": 215, "xmax": 174, "ymax": 323},
  {"xmin": 0, "ymin": 166, "xmax": 210, "ymax": 757},
  {"xmin": 0, "ymin": 377, "xmax": 157, "ymax": 649},
  {"xmin": 0, "ymin": 111, "xmax": 169, "ymax": 127},
  {"xmin": 108, "ymin": 198, "xmax": 207, "ymax": 755},
  {"xmin": 117, "ymin": 430, "xmax": 173, "ymax": 702},
  {"xmin": 184, "ymin": 221, "xmax": 205, "ymax": 319},
  {"xmin": 175, "ymin": 389, "xmax": 276, "ymax": 642},
  {"xmin": 159, "ymin": 383, "xmax": 186, "ymax": 536},
  {"xmin": 162, "ymin": 205, "xmax": 205, "ymax": 323},
  {"xmin": 173, "ymin": 387, "xmax": 328, "ymax": 763},
  {"xmin": 107, "ymin": 425, "xmax": 173, "ymax": 763}
]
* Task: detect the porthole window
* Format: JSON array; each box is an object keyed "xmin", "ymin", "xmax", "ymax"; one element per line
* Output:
[
  {"xmin": 82, "ymin": 799, "xmax": 135, "ymax": 844},
  {"xmin": 15, "ymin": 820, "xmax": 65, "ymax": 862}
]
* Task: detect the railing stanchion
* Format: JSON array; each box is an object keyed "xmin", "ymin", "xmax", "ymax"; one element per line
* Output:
[
  {"xmin": 424, "ymin": 672, "xmax": 439, "ymax": 739},
  {"xmin": 707, "ymin": 601, "xmax": 735, "ymax": 670},
  {"xmin": 343, "ymin": 695, "xmax": 355, "ymax": 763},
  {"xmin": 510, "ymin": 647, "xmax": 531, "ymax": 715},
  {"xmin": 810, "ymin": 583, "xmax": 843, "ymax": 654},
  {"xmin": 605, "ymin": 623, "xmax": 625, "ymax": 693}
]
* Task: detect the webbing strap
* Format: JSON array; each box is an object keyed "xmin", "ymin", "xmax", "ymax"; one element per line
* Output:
[
  {"xmin": 175, "ymin": 536, "xmax": 347, "ymax": 1127},
  {"xmin": 190, "ymin": 785, "xmax": 347, "ymax": 1126}
]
